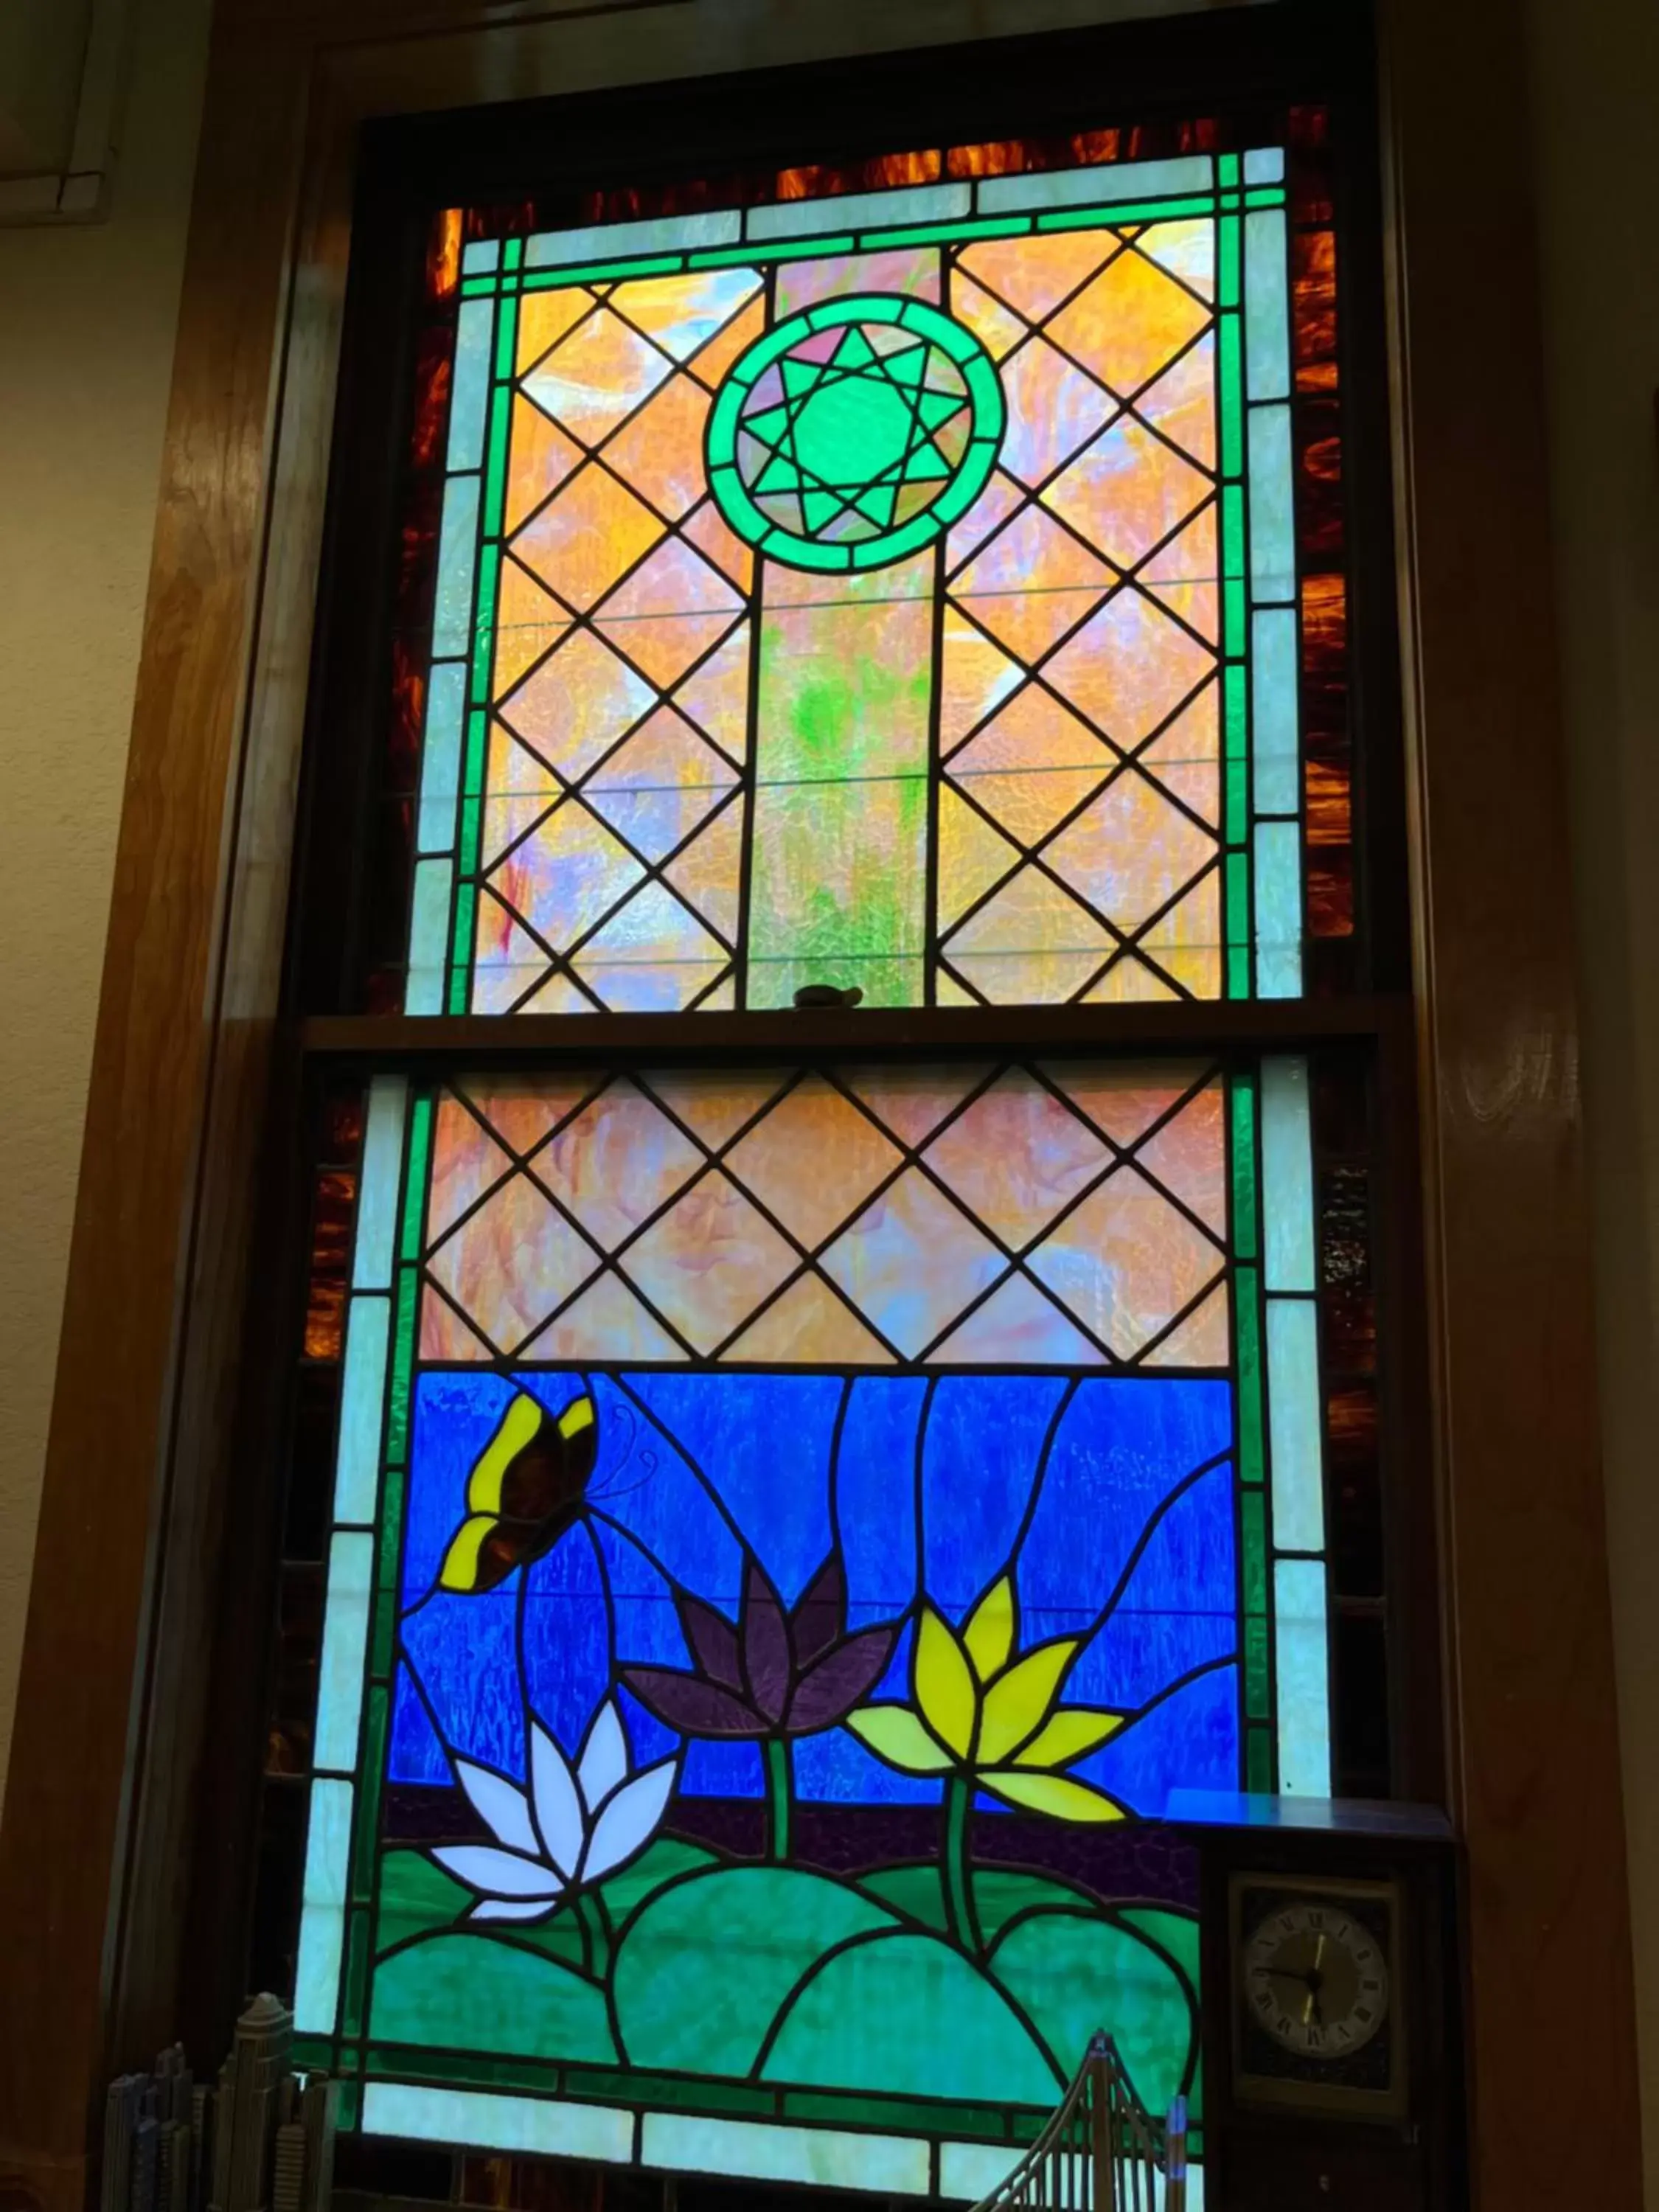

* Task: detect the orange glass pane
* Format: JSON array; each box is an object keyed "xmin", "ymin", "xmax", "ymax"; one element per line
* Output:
[
  {"xmin": 419, "ymin": 1288, "xmax": 493, "ymax": 1361},
  {"xmin": 1135, "ymin": 1079, "xmax": 1228, "ymax": 1234},
  {"xmin": 664, "ymin": 797, "xmax": 745, "ymax": 942},
  {"xmin": 671, "ymin": 622, "xmax": 751, "ymax": 757},
  {"xmin": 515, "ymin": 285, "xmax": 595, "ymax": 376},
  {"xmin": 952, "ymin": 505, "xmax": 1114, "ymax": 666},
  {"xmin": 534, "ymin": 1272, "xmax": 686, "ymax": 1363},
  {"xmin": 504, "ymin": 396, "xmax": 584, "ymax": 538},
  {"xmin": 1140, "ymin": 507, "xmax": 1219, "ymax": 645},
  {"xmin": 1134, "ymin": 219, "xmax": 1214, "ymax": 303},
  {"xmin": 1026, "ymin": 1164, "xmax": 1222, "ymax": 1359},
  {"xmin": 1136, "ymin": 870, "xmax": 1222, "ymax": 998},
  {"xmin": 922, "ymin": 1068, "xmax": 1109, "ymax": 1245},
  {"xmin": 618, "ymin": 1175, "xmax": 798, "ymax": 1351},
  {"xmin": 1042, "ymin": 419, "xmax": 1211, "ymax": 574},
  {"xmin": 592, "ymin": 535, "xmax": 743, "ymax": 689},
  {"xmin": 510, "ymin": 463, "xmax": 664, "ymax": 612},
  {"xmin": 607, "ymin": 268, "xmax": 762, "ymax": 361},
  {"xmin": 685, "ymin": 294, "xmax": 765, "ymax": 393},
  {"xmin": 428, "ymin": 1095, "xmax": 512, "ymax": 1242},
  {"xmin": 453, "ymin": 1074, "xmax": 602, "ymax": 1159},
  {"xmin": 489, "ymin": 799, "xmax": 645, "ymax": 947},
  {"xmin": 678, "ymin": 498, "xmax": 754, "ymax": 593},
  {"xmin": 937, "ymin": 612, "xmax": 1024, "ymax": 750},
  {"xmin": 996, "ymin": 337, "xmax": 1114, "ymax": 487},
  {"xmin": 931, "ymin": 1273, "xmax": 1104, "ymax": 1366},
  {"xmin": 940, "ymin": 866, "xmax": 1113, "ymax": 1004},
  {"xmin": 491, "ymin": 555, "xmax": 569, "ymax": 698},
  {"xmin": 723, "ymin": 1075, "xmax": 902, "ymax": 1249},
  {"xmin": 521, "ymin": 307, "xmax": 673, "ymax": 444},
  {"xmin": 599, "ymin": 373, "xmax": 712, "ymax": 521},
  {"xmin": 583, "ymin": 706, "xmax": 737, "ymax": 864},
  {"xmin": 426, "ymin": 1172, "xmax": 602, "ymax": 1354},
  {"xmin": 1135, "ymin": 332, "xmax": 1217, "ymax": 469},
  {"xmin": 957, "ymin": 231, "xmax": 1117, "ymax": 323},
  {"xmin": 1141, "ymin": 683, "xmax": 1220, "ymax": 826},
  {"xmin": 946, "ymin": 708, "xmax": 1113, "ymax": 853},
  {"xmin": 1044, "ymin": 769, "xmax": 1215, "ymax": 933},
  {"xmin": 570, "ymin": 880, "xmax": 728, "ymax": 1012},
  {"xmin": 497, "ymin": 628, "xmax": 655, "ymax": 784},
  {"xmin": 721, "ymin": 1274, "xmax": 895, "ymax": 1365},
  {"xmin": 776, "ymin": 247, "xmax": 939, "ymax": 318},
  {"xmin": 1048, "ymin": 248, "xmax": 1211, "ymax": 398},
  {"xmin": 471, "ymin": 896, "xmax": 552, "ymax": 1014},
  {"xmin": 936, "ymin": 784, "xmax": 1020, "ymax": 928},
  {"xmin": 1044, "ymin": 589, "xmax": 1213, "ymax": 749},
  {"xmin": 819, "ymin": 1169, "xmax": 1005, "ymax": 1357},
  {"xmin": 534, "ymin": 1078, "xmax": 703, "ymax": 1249},
  {"xmin": 1143, "ymin": 1281, "xmax": 1231, "ymax": 1367}
]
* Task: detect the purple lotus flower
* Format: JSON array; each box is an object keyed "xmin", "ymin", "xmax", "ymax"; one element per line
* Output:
[{"xmin": 622, "ymin": 1552, "xmax": 896, "ymax": 1739}]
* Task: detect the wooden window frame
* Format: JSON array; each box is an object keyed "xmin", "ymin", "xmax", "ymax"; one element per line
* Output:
[{"xmin": 0, "ymin": 4, "xmax": 1638, "ymax": 2212}]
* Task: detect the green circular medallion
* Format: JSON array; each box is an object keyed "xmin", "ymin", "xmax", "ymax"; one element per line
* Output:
[{"xmin": 705, "ymin": 293, "xmax": 1005, "ymax": 573}]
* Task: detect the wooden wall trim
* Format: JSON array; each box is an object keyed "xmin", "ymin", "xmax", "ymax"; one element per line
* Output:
[
  {"xmin": 0, "ymin": 4, "xmax": 1638, "ymax": 2210},
  {"xmin": 1378, "ymin": 0, "xmax": 1642, "ymax": 2202},
  {"xmin": 0, "ymin": 20, "xmax": 317, "ymax": 2206}
]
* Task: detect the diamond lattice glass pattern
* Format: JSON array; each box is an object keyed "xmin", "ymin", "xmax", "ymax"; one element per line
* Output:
[
  {"xmin": 420, "ymin": 1062, "xmax": 1228, "ymax": 1366},
  {"xmin": 406, "ymin": 145, "xmax": 1314, "ymax": 1014}
]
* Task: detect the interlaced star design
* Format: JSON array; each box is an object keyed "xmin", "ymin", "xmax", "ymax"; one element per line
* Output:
[{"xmin": 707, "ymin": 294, "xmax": 1004, "ymax": 573}]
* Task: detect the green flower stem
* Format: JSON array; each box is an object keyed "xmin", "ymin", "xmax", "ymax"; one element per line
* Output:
[
  {"xmin": 573, "ymin": 1890, "xmax": 611, "ymax": 1980},
  {"xmin": 765, "ymin": 1736, "xmax": 793, "ymax": 1861},
  {"xmin": 943, "ymin": 1773, "xmax": 983, "ymax": 1956}
]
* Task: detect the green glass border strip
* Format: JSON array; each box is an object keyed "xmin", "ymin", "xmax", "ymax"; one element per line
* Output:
[
  {"xmin": 1217, "ymin": 201, "xmax": 1251, "ymax": 1002},
  {"xmin": 432, "ymin": 249, "xmax": 515, "ymax": 1005},
  {"xmin": 1229, "ymin": 1068, "xmax": 1275, "ymax": 1773}
]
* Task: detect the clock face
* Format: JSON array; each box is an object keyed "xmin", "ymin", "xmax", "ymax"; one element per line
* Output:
[{"xmin": 1243, "ymin": 1897, "xmax": 1391, "ymax": 2059}]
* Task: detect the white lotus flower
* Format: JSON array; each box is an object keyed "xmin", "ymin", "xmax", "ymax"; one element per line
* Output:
[{"xmin": 434, "ymin": 1698, "xmax": 676, "ymax": 1922}]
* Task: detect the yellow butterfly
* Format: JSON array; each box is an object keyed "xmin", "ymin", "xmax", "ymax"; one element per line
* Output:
[{"xmin": 439, "ymin": 1390, "xmax": 597, "ymax": 1595}]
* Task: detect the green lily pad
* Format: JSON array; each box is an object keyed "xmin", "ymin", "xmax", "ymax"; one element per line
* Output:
[
  {"xmin": 1120, "ymin": 1906, "xmax": 1201, "ymax": 1996},
  {"xmin": 972, "ymin": 1868, "xmax": 1102, "ymax": 1946},
  {"xmin": 988, "ymin": 1910, "xmax": 1197, "ymax": 2113},
  {"xmin": 370, "ymin": 1933, "xmax": 616, "ymax": 2060},
  {"xmin": 614, "ymin": 1865, "xmax": 897, "ymax": 2075},
  {"xmin": 857, "ymin": 1864, "xmax": 948, "ymax": 1935},
  {"xmin": 375, "ymin": 1851, "xmax": 472, "ymax": 1954},
  {"xmin": 597, "ymin": 1836, "xmax": 717, "ymax": 1933},
  {"xmin": 763, "ymin": 1932, "xmax": 1063, "ymax": 2106}
]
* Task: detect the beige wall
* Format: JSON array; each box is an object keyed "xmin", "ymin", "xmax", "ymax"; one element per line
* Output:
[
  {"xmin": 1526, "ymin": 0, "xmax": 1659, "ymax": 2192},
  {"xmin": 0, "ymin": 1, "xmax": 1652, "ymax": 2193},
  {"xmin": 0, "ymin": 0, "xmax": 212, "ymax": 1815}
]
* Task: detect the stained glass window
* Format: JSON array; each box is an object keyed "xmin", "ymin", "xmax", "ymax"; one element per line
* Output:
[
  {"xmin": 278, "ymin": 1050, "xmax": 1357, "ymax": 2187},
  {"xmin": 383, "ymin": 123, "xmax": 1350, "ymax": 1018},
  {"xmin": 266, "ymin": 65, "xmax": 1398, "ymax": 2212}
]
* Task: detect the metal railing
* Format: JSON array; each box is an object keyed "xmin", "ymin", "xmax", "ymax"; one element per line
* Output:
[{"xmin": 967, "ymin": 2035, "xmax": 1189, "ymax": 2212}]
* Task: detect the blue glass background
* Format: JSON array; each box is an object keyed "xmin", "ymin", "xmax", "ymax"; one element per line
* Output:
[{"xmin": 391, "ymin": 1368, "xmax": 1239, "ymax": 1814}]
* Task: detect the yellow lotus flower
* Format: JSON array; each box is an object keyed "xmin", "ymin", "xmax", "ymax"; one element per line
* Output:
[{"xmin": 848, "ymin": 1578, "xmax": 1127, "ymax": 1822}]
